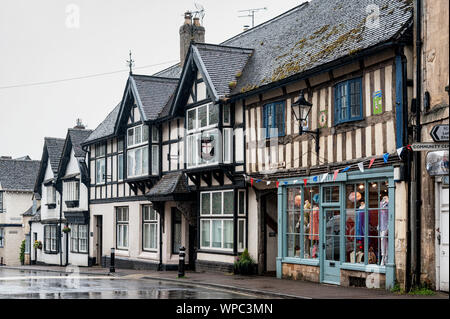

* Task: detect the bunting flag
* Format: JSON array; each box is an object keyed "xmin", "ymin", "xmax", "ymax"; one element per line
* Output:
[
  {"xmin": 244, "ymin": 149, "xmax": 400, "ymax": 187},
  {"xmin": 333, "ymin": 169, "xmax": 339, "ymax": 181},
  {"xmin": 396, "ymin": 147, "xmax": 403, "ymax": 159},
  {"xmin": 358, "ymin": 162, "xmax": 365, "ymax": 173}
]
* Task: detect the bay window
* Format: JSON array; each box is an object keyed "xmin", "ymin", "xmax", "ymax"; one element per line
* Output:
[
  {"xmin": 186, "ymin": 103, "xmax": 233, "ymax": 169},
  {"xmin": 200, "ymin": 190, "xmax": 246, "ymax": 252},
  {"xmin": 116, "ymin": 207, "xmax": 129, "ymax": 249},
  {"xmin": 127, "ymin": 124, "xmax": 149, "ymax": 178},
  {"xmin": 142, "ymin": 205, "xmax": 158, "ymax": 251}
]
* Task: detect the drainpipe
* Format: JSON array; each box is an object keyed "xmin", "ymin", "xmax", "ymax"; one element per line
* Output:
[
  {"xmin": 413, "ymin": 0, "xmax": 423, "ymax": 289},
  {"xmin": 59, "ymin": 188, "xmax": 63, "ymax": 266}
]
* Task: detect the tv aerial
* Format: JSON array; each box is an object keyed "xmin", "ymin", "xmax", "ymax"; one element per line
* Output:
[
  {"xmin": 192, "ymin": 3, "xmax": 205, "ymax": 24},
  {"xmin": 238, "ymin": 7, "xmax": 267, "ymax": 28}
]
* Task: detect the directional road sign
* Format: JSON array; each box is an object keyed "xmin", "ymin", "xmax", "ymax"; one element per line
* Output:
[{"xmin": 430, "ymin": 125, "xmax": 449, "ymax": 142}]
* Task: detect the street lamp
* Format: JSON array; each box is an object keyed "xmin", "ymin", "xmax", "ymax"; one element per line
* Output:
[{"xmin": 292, "ymin": 90, "xmax": 320, "ymax": 152}]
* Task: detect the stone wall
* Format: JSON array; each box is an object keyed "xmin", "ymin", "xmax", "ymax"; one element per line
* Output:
[
  {"xmin": 341, "ymin": 269, "xmax": 386, "ymax": 289},
  {"xmin": 281, "ymin": 263, "xmax": 320, "ymax": 283}
]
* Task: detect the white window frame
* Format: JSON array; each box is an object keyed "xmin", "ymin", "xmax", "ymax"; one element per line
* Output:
[
  {"xmin": 63, "ymin": 180, "xmax": 80, "ymax": 202},
  {"xmin": 70, "ymin": 224, "xmax": 88, "ymax": 253},
  {"xmin": 46, "ymin": 185, "xmax": 56, "ymax": 205},
  {"xmin": 200, "ymin": 218, "xmax": 234, "ymax": 251},
  {"xmin": 200, "ymin": 190, "xmax": 234, "ymax": 217},
  {"xmin": 186, "ymin": 129, "xmax": 222, "ymax": 168},
  {"xmin": 44, "ymin": 225, "xmax": 58, "ymax": 253},
  {"xmin": 142, "ymin": 205, "xmax": 158, "ymax": 251},
  {"xmin": 127, "ymin": 124, "xmax": 149, "ymax": 148},
  {"xmin": 96, "ymin": 158, "xmax": 106, "ymax": 184},
  {"xmin": 151, "ymin": 145, "xmax": 159, "ymax": 176},
  {"xmin": 238, "ymin": 190, "xmax": 246, "ymax": 216},
  {"xmin": 186, "ymin": 103, "xmax": 219, "ymax": 134},
  {"xmin": 116, "ymin": 207, "xmax": 129, "ymax": 250},
  {"xmin": 223, "ymin": 128, "xmax": 233, "ymax": 164},
  {"xmin": 127, "ymin": 145, "xmax": 148, "ymax": 178}
]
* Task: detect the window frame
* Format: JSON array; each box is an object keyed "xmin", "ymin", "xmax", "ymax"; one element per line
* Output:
[
  {"xmin": 127, "ymin": 124, "xmax": 149, "ymax": 149},
  {"xmin": 44, "ymin": 225, "xmax": 58, "ymax": 253},
  {"xmin": 263, "ymin": 101, "xmax": 286, "ymax": 138},
  {"xmin": 142, "ymin": 205, "xmax": 158, "ymax": 252},
  {"xmin": 70, "ymin": 224, "xmax": 88, "ymax": 254},
  {"xmin": 127, "ymin": 145, "xmax": 149, "ymax": 178},
  {"xmin": 0, "ymin": 227, "xmax": 4, "ymax": 248},
  {"xmin": 116, "ymin": 207, "xmax": 129, "ymax": 250},
  {"xmin": 333, "ymin": 77, "xmax": 363, "ymax": 125},
  {"xmin": 0, "ymin": 191, "xmax": 4, "ymax": 213}
]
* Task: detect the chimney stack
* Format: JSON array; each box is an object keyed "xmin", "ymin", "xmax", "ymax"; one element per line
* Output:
[
  {"xmin": 180, "ymin": 11, "xmax": 205, "ymax": 67},
  {"xmin": 74, "ymin": 118, "xmax": 86, "ymax": 129}
]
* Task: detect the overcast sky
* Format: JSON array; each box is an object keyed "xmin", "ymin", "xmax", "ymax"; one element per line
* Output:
[{"xmin": 0, "ymin": 0, "xmax": 304, "ymax": 160}]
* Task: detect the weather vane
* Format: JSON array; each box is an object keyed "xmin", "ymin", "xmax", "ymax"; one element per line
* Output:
[{"xmin": 127, "ymin": 50, "xmax": 135, "ymax": 75}]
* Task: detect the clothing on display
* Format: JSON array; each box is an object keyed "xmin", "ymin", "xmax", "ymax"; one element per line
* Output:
[{"xmin": 355, "ymin": 202, "xmax": 365, "ymax": 241}]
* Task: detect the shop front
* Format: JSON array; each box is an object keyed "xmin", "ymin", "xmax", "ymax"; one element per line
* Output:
[{"xmin": 276, "ymin": 167, "xmax": 396, "ymax": 289}]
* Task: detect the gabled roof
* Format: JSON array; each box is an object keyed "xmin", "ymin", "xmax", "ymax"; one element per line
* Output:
[
  {"xmin": 220, "ymin": 0, "xmax": 413, "ymax": 95},
  {"xmin": 131, "ymin": 75, "xmax": 179, "ymax": 121},
  {"xmin": 68, "ymin": 129, "xmax": 93, "ymax": 158},
  {"xmin": 153, "ymin": 63, "xmax": 182, "ymax": 79},
  {"xmin": 0, "ymin": 158, "xmax": 40, "ymax": 192},
  {"xmin": 34, "ymin": 137, "xmax": 65, "ymax": 193},
  {"xmin": 82, "ymin": 103, "xmax": 121, "ymax": 145},
  {"xmin": 194, "ymin": 43, "xmax": 254, "ymax": 98},
  {"xmin": 45, "ymin": 138, "xmax": 66, "ymax": 174},
  {"xmin": 57, "ymin": 128, "xmax": 93, "ymax": 183}
]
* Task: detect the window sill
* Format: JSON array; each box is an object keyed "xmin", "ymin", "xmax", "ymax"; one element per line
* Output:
[
  {"xmin": 282, "ymin": 257, "xmax": 320, "ymax": 266},
  {"xmin": 65, "ymin": 200, "xmax": 79, "ymax": 208},
  {"xmin": 340, "ymin": 263, "xmax": 386, "ymax": 273},
  {"xmin": 70, "ymin": 250, "xmax": 88, "ymax": 255},
  {"xmin": 115, "ymin": 249, "xmax": 129, "ymax": 257},
  {"xmin": 46, "ymin": 204, "xmax": 56, "ymax": 209}
]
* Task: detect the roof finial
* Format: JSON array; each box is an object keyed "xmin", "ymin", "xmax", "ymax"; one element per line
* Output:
[{"xmin": 127, "ymin": 50, "xmax": 135, "ymax": 75}]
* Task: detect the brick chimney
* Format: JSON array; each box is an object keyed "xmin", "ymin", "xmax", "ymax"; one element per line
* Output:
[{"xmin": 180, "ymin": 11, "xmax": 205, "ymax": 67}]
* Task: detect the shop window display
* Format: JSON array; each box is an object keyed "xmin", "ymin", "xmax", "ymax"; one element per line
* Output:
[{"xmin": 345, "ymin": 181, "xmax": 388, "ymax": 265}]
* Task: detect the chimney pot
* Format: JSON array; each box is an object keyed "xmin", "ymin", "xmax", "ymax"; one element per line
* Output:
[
  {"xmin": 180, "ymin": 11, "xmax": 205, "ymax": 67},
  {"xmin": 184, "ymin": 12, "xmax": 192, "ymax": 24},
  {"xmin": 193, "ymin": 17, "xmax": 200, "ymax": 26}
]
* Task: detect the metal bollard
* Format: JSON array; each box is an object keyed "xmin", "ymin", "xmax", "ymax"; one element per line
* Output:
[
  {"xmin": 110, "ymin": 248, "xmax": 115, "ymax": 273},
  {"xmin": 178, "ymin": 246, "xmax": 185, "ymax": 278}
]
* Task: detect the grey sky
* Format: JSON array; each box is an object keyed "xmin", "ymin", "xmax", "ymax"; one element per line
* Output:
[{"xmin": 0, "ymin": 0, "xmax": 303, "ymax": 160}]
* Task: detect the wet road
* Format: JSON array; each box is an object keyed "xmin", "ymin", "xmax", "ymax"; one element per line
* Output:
[{"xmin": 0, "ymin": 268, "xmax": 261, "ymax": 299}]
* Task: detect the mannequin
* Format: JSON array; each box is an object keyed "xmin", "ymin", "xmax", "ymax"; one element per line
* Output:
[
  {"xmin": 310, "ymin": 204, "xmax": 319, "ymax": 258},
  {"xmin": 380, "ymin": 195, "xmax": 389, "ymax": 265}
]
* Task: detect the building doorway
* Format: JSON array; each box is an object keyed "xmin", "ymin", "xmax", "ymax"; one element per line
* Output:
[
  {"xmin": 95, "ymin": 216, "xmax": 103, "ymax": 266},
  {"xmin": 262, "ymin": 191, "xmax": 278, "ymax": 275},
  {"xmin": 436, "ymin": 181, "xmax": 449, "ymax": 292}
]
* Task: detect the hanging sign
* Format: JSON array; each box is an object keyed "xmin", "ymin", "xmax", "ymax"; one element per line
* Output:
[
  {"xmin": 430, "ymin": 125, "xmax": 449, "ymax": 142},
  {"xmin": 373, "ymin": 90, "xmax": 383, "ymax": 115},
  {"xmin": 411, "ymin": 143, "xmax": 449, "ymax": 151},
  {"xmin": 319, "ymin": 110, "xmax": 328, "ymax": 128}
]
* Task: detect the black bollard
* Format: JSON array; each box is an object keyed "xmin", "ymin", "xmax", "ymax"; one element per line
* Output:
[
  {"xmin": 110, "ymin": 248, "xmax": 115, "ymax": 273},
  {"xmin": 178, "ymin": 246, "xmax": 185, "ymax": 278}
]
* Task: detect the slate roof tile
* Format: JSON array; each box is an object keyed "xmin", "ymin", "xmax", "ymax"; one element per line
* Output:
[
  {"xmin": 82, "ymin": 103, "xmax": 121, "ymax": 145},
  {"xmin": 0, "ymin": 158, "xmax": 41, "ymax": 191},
  {"xmin": 146, "ymin": 172, "xmax": 190, "ymax": 198}
]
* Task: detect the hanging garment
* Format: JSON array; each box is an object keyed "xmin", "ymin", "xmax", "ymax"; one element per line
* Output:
[
  {"xmin": 309, "ymin": 207, "xmax": 320, "ymax": 240},
  {"xmin": 355, "ymin": 208, "xmax": 365, "ymax": 241}
]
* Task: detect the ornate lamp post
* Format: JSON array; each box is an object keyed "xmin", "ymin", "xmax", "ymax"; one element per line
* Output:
[{"xmin": 291, "ymin": 91, "xmax": 320, "ymax": 153}]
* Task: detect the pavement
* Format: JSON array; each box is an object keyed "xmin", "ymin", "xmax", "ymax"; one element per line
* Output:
[{"xmin": 1, "ymin": 265, "xmax": 448, "ymax": 299}]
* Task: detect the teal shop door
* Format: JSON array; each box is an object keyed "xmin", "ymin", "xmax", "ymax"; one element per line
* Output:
[{"xmin": 322, "ymin": 208, "xmax": 341, "ymax": 284}]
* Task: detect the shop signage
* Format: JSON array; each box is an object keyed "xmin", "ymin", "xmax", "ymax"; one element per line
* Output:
[
  {"xmin": 430, "ymin": 125, "xmax": 449, "ymax": 142},
  {"xmin": 411, "ymin": 143, "xmax": 449, "ymax": 151}
]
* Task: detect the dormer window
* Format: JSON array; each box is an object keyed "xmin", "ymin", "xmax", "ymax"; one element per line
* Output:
[{"xmin": 127, "ymin": 124, "xmax": 149, "ymax": 178}]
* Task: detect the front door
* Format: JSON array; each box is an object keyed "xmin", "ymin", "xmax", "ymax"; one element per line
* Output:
[
  {"xmin": 95, "ymin": 216, "xmax": 103, "ymax": 266},
  {"xmin": 322, "ymin": 208, "xmax": 341, "ymax": 284}
]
